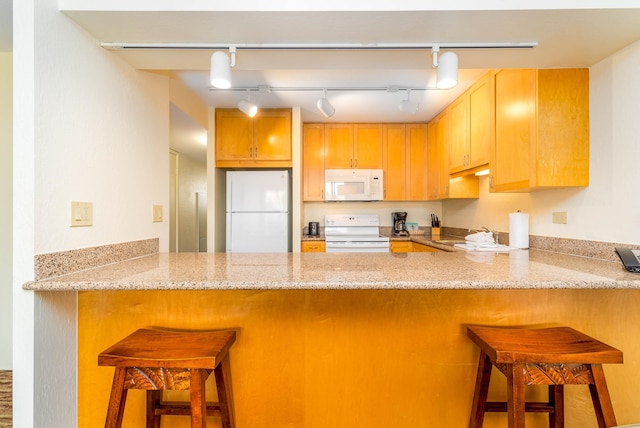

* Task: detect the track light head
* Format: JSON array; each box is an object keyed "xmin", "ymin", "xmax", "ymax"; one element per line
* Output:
[
  {"xmin": 316, "ymin": 90, "xmax": 335, "ymax": 118},
  {"xmin": 210, "ymin": 51, "xmax": 231, "ymax": 89},
  {"xmin": 210, "ymin": 47, "xmax": 236, "ymax": 89},
  {"xmin": 238, "ymin": 99, "xmax": 258, "ymax": 117},
  {"xmin": 398, "ymin": 89, "xmax": 419, "ymax": 114},
  {"xmin": 238, "ymin": 90, "xmax": 258, "ymax": 117},
  {"xmin": 436, "ymin": 51, "xmax": 458, "ymax": 89}
]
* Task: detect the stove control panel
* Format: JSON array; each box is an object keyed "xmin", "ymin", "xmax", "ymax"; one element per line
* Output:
[{"xmin": 325, "ymin": 214, "xmax": 380, "ymax": 228}]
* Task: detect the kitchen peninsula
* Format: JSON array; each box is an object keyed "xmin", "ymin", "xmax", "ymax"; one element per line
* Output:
[{"xmin": 26, "ymin": 246, "xmax": 640, "ymax": 427}]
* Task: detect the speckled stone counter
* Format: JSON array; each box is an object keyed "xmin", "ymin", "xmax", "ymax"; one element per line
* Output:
[{"xmin": 24, "ymin": 249, "xmax": 640, "ymax": 291}]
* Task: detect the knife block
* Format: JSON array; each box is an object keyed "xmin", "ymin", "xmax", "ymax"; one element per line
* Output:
[{"xmin": 431, "ymin": 227, "xmax": 441, "ymax": 238}]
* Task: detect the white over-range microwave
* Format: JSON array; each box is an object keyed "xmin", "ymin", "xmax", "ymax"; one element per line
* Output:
[{"xmin": 324, "ymin": 169, "xmax": 384, "ymax": 202}]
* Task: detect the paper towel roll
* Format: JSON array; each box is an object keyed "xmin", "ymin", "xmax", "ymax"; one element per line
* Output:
[{"xmin": 509, "ymin": 212, "xmax": 529, "ymax": 249}]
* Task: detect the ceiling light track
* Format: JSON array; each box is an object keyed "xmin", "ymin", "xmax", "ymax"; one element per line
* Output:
[
  {"xmin": 208, "ymin": 86, "xmax": 447, "ymax": 92},
  {"xmin": 102, "ymin": 41, "xmax": 538, "ymax": 51}
]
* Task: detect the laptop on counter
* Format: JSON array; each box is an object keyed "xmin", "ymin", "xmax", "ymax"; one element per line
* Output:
[{"xmin": 615, "ymin": 247, "xmax": 640, "ymax": 273}]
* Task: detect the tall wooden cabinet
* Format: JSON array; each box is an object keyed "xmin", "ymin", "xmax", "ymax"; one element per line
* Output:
[
  {"xmin": 490, "ymin": 68, "xmax": 589, "ymax": 192},
  {"xmin": 405, "ymin": 124, "xmax": 429, "ymax": 200},
  {"xmin": 382, "ymin": 125, "xmax": 406, "ymax": 201},
  {"xmin": 449, "ymin": 71, "xmax": 492, "ymax": 175},
  {"xmin": 215, "ymin": 108, "xmax": 292, "ymax": 168},
  {"xmin": 426, "ymin": 109, "xmax": 479, "ymax": 201},
  {"xmin": 302, "ymin": 124, "xmax": 325, "ymax": 201}
]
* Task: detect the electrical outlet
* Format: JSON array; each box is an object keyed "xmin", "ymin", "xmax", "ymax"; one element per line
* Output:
[
  {"xmin": 70, "ymin": 201, "xmax": 93, "ymax": 227},
  {"xmin": 552, "ymin": 211, "xmax": 568, "ymax": 224},
  {"xmin": 152, "ymin": 205, "xmax": 163, "ymax": 223}
]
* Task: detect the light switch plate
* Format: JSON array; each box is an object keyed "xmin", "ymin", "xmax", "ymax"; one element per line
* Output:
[
  {"xmin": 552, "ymin": 211, "xmax": 568, "ymax": 224},
  {"xmin": 70, "ymin": 201, "xmax": 93, "ymax": 227},
  {"xmin": 152, "ymin": 204, "xmax": 163, "ymax": 223}
]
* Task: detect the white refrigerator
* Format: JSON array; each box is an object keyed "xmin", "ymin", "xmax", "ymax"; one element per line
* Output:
[{"xmin": 226, "ymin": 170, "xmax": 290, "ymax": 252}]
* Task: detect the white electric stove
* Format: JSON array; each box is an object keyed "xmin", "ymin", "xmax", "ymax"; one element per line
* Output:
[{"xmin": 324, "ymin": 214, "xmax": 390, "ymax": 253}]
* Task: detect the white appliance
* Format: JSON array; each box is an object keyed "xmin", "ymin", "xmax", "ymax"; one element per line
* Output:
[
  {"xmin": 324, "ymin": 169, "xmax": 384, "ymax": 201},
  {"xmin": 324, "ymin": 214, "xmax": 390, "ymax": 252},
  {"xmin": 226, "ymin": 170, "xmax": 289, "ymax": 252}
]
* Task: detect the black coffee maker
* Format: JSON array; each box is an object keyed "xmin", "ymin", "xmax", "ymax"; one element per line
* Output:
[{"xmin": 392, "ymin": 212, "xmax": 409, "ymax": 236}]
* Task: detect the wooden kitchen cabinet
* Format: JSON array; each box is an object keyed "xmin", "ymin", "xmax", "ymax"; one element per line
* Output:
[
  {"xmin": 412, "ymin": 242, "xmax": 441, "ymax": 252},
  {"xmin": 324, "ymin": 124, "xmax": 383, "ymax": 169},
  {"xmin": 383, "ymin": 124, "xmax": 428, "ymax": 201},
  {"xmin": 426, "ymin": 110, "xmax": 479, "ymax": 201},
  {"xmin": 406, "ymin": 124, "xmax": 429, "ymax": 200},
  {"xmin": 490, "ymin": 68, "xmax": 589, "ymax": 192},
  {"xmin": 449, "ymin": 71, "xmax": 492, "ymax": 175},
  {"xmin": 303, "ymin": 124, "xmax": 325, "ymax": 201},
  {"xmin": 389, "ymin": 241, "xmax": 412, "ymax": 253},
  {"xmin": 382, "ymin": 124, "xmax": 406, "ymax": 200},
  {"xmin": 215, "ymin": 108, "xmax": 292, "ymax": 167},
  {"xmin": 304, "ymin": 122, "xmax": 426, "ymax": 201},
  {"xmin": 301, "ymin": 241, "xmax": 326, "ymax": 252}
]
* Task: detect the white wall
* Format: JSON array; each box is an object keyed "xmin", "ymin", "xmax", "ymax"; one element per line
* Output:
[
  {"xmin": 0, "ymin": 52, "xmax": 12, "ymax": 370},
  {"xmin": 34, "ymin": 23, "xmax": 170, "ymax": 254},
  {"xmin": 444, "ymin": 40, "xmax": 640, "ymax": 246},
  {"xmin": 14, "ymin": 0, "xmax": 172, "ymax": 425}
]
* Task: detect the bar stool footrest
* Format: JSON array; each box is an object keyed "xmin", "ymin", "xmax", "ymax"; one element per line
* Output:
[
  {"xmin": 153, "ymin": 401, "xmax": 223, "ymax": 416},
  {"xmin": 485, "ymin": 402, "xmax": 557, "ymax": 413}
]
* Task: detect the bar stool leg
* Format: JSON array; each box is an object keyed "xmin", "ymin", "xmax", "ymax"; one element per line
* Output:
[
  {"xmin": 548, "ymin": 385, "xmax": 564, "ymax": 428},
  {"xmin": 105, "ymin": 367, "xmax": 128, "ymax": 428},
  {"xmin": 215, "ymin": 356, "xmax": 236, "ymax": 428},
  {"xmin": 146, "ymin": 390, "xmax": 161, "ymax": 428},
  {"xmin": 469, "ymin": 351, "xmax": 492, "ymax": 428},
  {"xmin": 190, "ymin": 369, "xmax": 208, "ymax": 428},
  {"xmin": 506, "ymin": 363, "xmax": 526, "ymax": 428},
  {"xmin": 589, "ymin": 364, "xmax": 617, "ymax": 428}
]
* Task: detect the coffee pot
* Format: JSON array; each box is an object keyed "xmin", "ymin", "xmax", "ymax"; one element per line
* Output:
[{"xmin": 392, "ymin": 212, "xmax": 409, "ymax": 236}]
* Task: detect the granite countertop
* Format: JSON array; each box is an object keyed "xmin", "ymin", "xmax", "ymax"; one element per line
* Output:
[{"xmin": 24, "ymin": 249, "xmax": 640, "ymax": 291}]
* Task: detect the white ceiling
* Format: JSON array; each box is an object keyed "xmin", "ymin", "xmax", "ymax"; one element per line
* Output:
[{"xmin": 8, "ymin": 4, "xmax": 640, "ymax": 162}]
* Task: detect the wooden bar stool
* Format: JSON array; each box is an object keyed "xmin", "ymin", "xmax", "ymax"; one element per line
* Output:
[
  {"xmin": 467, "ymin": 326, "xmax": 623, "ymax": 428},
  {"xmin": 98, "ymin": 328, "xmax": 236, "ymax": 428}
]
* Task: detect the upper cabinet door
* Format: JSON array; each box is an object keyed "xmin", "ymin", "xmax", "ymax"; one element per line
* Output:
[
  {"xmin": 448, "ymin": 95, "xmax": 469, "ymax": 174},
  {"xmin": 353, "ymin": 124, "xmax": 383, "ymax": 169},
  {"xmin": 405, "ymin": 124, "xmax": 428, "ymax": 201},
  {"xmin": 215, "ymin": 110, "xmax": 253, "ymax": 161},
  {"xmin": 303, "ymin": 124, "xmax": 325, "ymax": 201},
  {"xmin": 324, "ymin": 124, "xmax": 354, "ymax": 169},
  {"xmin": 253, "ymin": 109, "xmax": 292, "ymax": 161},
  {"xmin": 491, "ymin": 68, "xmax": 589, "ymax": 192},
  {"xmin": 467, "ymin": 73, "xmax": 491, "ymax": 169},
  {"xmin": 382, "ymin": 124, "xmax": 406, "ymax": 201},
  {"xmin": 492, "ymin": 69, "xmax": 535, "ymax": 191}
]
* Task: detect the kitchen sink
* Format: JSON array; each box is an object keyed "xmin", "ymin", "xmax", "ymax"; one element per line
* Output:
[{"xmin": 434, "ymin": 239, "xmax": 466, "ymax": 245}]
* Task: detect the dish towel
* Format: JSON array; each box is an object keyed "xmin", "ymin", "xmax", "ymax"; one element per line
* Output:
[{"xmin": 454, "ymin": 231, "xmax": 519, "ymax": 252}]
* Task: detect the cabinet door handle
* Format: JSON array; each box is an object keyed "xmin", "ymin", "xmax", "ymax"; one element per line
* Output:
[
  {"xmin": 354, "ymin": 159, "xmax": 358, "ymax": 168},
  {"xmin": 254, "ymin": 147, "xmax": 258, "ymax": 158}
]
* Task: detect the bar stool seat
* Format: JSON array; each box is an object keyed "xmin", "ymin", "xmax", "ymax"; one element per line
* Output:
[
  {"xmin": 99, "ymin": 328, "xmax": 236, "ymax": 428},
  {"xmin": 467, "ymin": 326, "xmax": 623, "ymax": 428}
]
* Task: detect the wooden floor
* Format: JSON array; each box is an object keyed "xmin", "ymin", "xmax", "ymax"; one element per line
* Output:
[{"xmin": 0, "ymin": 371, "xmax": 11, "ymax": 427}]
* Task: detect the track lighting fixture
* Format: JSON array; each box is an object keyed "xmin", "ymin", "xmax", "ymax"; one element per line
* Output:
[
  {"xmin": 210, "ymin": 47, "xmax": 236, "ymax": 89},
  {"xmin": 238, "ymin": 90, "xmax": 258, "ymax": 117},
  {"xmin": 316, "ymin": 90, "xmax": 335, "ymax": 118},
  {"xmin": 398, "ymin": 89, "xmax": 419, "ymax": 114},
  {"xmin": 432, "ymin": 46, "xmax": 458, "ymax": 89}
]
